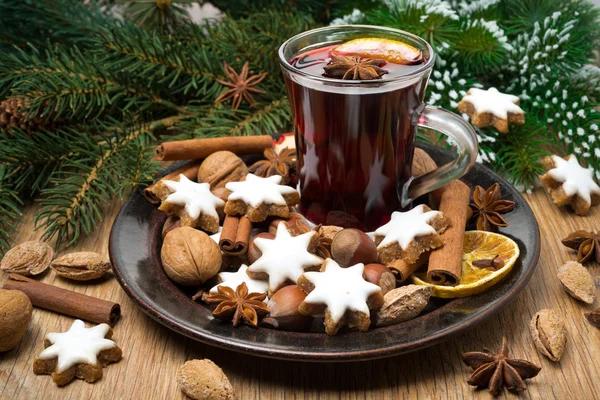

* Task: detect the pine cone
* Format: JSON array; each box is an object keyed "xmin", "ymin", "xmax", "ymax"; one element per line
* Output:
[{"xmin": 0, "ymin": 98, "xmax": 51, "ymax": 134}]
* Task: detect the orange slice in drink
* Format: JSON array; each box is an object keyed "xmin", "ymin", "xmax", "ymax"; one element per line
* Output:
[
  {"xmin": 411, "ymin": 231, "xmax": 520, "ymax": 298},
  {"xmin": 332, "ymin": 38, "xmax": 422, "ymax": 65}
]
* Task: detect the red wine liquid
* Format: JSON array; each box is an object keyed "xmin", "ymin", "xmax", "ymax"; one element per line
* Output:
[{"xmin": 286, "ymin": 44, "xmax": 428, "ymax": 231}]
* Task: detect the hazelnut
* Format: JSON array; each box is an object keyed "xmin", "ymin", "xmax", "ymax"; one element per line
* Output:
[
  {"xmin": 197, "ymin": 151, "xmax": 248, "ymax": 189},
  {"xmin": 363, "ymin": 264, "xmax": 396, "ymax": 295},
  {"xmin": 262, "ymin": 285, "xmax": 312, "ymax": 331},
  {"xmin": 162, "ymin": 216, "xmax": 181, "ymax": 239},
  {"xmin": 161, "ymin": 227, "xmax": 222, "ymax": 286},
  {"xmin": 0, "ymin": 289, "xmax": 33, "ymax": 352},
  {"xmin": 1, "ymin": 241, "xmax": 53, "ymax": 276},
  {"xmin": 268, "ymin": 212, "xmax": 311, "ymax": 236},
  {"xmin": 176, "ymin": 359, "xmax": 234, "ymax": 400},
  {"xmin": 330, "ymin": 228, "xmax": 377, "ymax": 267},
  {"xmin": 247, "ymin": 232, "xmax": 275, "ymax": 264}
]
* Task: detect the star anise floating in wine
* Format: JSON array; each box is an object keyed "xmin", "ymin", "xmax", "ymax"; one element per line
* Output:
[
  {"xmin": 248, "ymin": 147, "xmax": 297, "ymax": 184},
  {"xmin": 561, "ymin": 230, "xmax": 600, "ymax": 264},
  {"xmin": 215, "ymin": 61, "xmax": 267, "ymax": 110},
  {"xmin": 462, "ymin": 337, "xmax": 541, "ymax": 396},
  {"xmin": 203, "ymin": 282, "xmax": 269, "ymax": 327},
  {"xmin": 323, "ymin": 55, "xmax": 388, "ymax": 80},
  {"xmin": 469, "ymin": 183, "xmax": 515, "ymax": 231}
]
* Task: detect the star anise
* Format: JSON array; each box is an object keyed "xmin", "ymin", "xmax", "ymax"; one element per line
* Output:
[
  {"xmin": 312, "ymin": 225, "xmax": 333, "ymax": 259},
  {"xmin": 203, "ymin": 282, "xmax": 269, "ymax": 327},
  {"xmin": 561, "ymin": 230, "xmax": 600, "ymax": 264},
  {"xmin": 323, "ymin": 55, "xmax": 388, "ymax": 80},
  {"xmin": 248, "ymin": 147, "xmax": 296, "ymax": 183},
  {"xmin": 462, "ymin": 337, "xmax": 541, "ymax": 396},
  {"xmin": 215, "ymin": 61, "xmax": 267, "ymax": 110},
  {"xmin": 469, "ymin": 183, "xmax": 515, "ymax": 231}
]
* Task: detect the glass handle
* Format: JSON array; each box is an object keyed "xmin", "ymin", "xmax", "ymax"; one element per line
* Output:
[{"xmin": 402, "ymin": 105, "xmax": 479, "ymax": 207}]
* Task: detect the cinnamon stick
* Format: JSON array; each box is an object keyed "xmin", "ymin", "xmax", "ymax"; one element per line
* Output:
[
  {"xmin": 155, "ymin": 136, "xmax": 273, "ymax": 161},
  {"xmin": 219, "ymin": 215, "xmax": 252, "ymax": 256},
  {"xmin": 389, "ymin": 252, "xmax": 429, "ymax": 283},
  {"xmin": 426, "ymin": 180, "xmax": 471, "ymax": 286},
  {"xmin": 143, "ymin": 159, "xmax": 202, "ymax": 204},
  {"xmin": 3, "ymin": 274, "xmax": 121, "ymax": 326}
]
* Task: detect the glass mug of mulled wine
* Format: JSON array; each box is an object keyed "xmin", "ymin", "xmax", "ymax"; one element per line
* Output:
[{"xmin": 278, "ymin": 25, "xmax": 478, "ymax": 231}]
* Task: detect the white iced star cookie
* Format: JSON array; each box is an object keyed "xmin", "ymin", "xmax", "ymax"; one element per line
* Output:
[
  {"xmin": 297, "ymin": 259, "xmax": 384, "ymax": 336},
  {"xmin": 374, "ymin": 204, "xmax": 449, "ymax": 264},
  {"xmin": 224, "ymin": 174, "xmax": 300, "ymax": 222},
  {"xmin": 209, "ymin": 264, "xmax": 268, "ymax": 297},
  {"xmin": 247, "ymin": 223, "xmax": 322, "ymax": 296},
  {"xmin": 33, "ymin": 320, "xmax": 122, "ymax": 386},
  {"xmin": 457, "ymin": 87, "xmax": 525, "ymax": 133},
  {"xmin": 158, "ymin": 174, "xmax": 224, "ymax": 233},
  {"xmin": 540, "ymin": 154, "xmax": 600, "ymax": 215}
]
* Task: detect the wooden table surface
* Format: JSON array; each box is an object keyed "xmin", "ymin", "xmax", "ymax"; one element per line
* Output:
[{"xmin": 1, "ymin": 188, "xmax": 599, "ymax": 400}]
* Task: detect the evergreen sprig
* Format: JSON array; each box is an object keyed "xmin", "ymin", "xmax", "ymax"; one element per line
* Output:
[{"xmin": 0, "ymin": 165, "xmax": 22, "ymax": 253}]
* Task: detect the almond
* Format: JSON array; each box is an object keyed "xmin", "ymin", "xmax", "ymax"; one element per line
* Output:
[
  {"xmin": 557, "ymin": 261, "xmax": 595, "ymax": 304},
  {"xmin": 50, "ymin": 252, "xmax": 111, "ymax": 281},
  {"xmin": 0, "ymin": 241, "xmax": 53, "ymax": 276},
  {"xmin": 176, "ymin": 359, "xmax": 234, "ymax": 400},
  {"xmin": 374, "ymin": 285, "xmax": 432, "ymax": 327},
  {"xmin": 530, "ymin": 309, "xmax": 567, "ymax": 362}
]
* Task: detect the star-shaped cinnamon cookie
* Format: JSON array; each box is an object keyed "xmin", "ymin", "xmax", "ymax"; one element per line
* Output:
[
  {"xmin": 158, "ymin": 174, "xmax": 224, "ymax": 233},
  {"xmin": 247, "ymin": 223, "xmax": 322, "ymax": 296},
  {"xmin": 539, "ymin": 154, "xmax": 600, "ymax": 215},
  {"xmin": 374, "ymin": 204, "xmax": 449, "ymax": 265},
  {"xmin": 457, "ymin": 87, "xmax": 525, "ymax": 133},
  {"xmin": 224, "ymin": 174, "xmax": 300, "ymax": 222},
  {"xmin": 33, "ymin": 320, "xmax": 122, "ymax": 386},
  {"xmin": 297, "ymin": 259, "xmax": 383, "ymax": 335}
]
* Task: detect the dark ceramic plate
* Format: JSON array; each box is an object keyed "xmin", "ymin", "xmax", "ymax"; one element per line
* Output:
[{"xmin": 109, "ymin": 143, "xmax": 540, "ymax": 362}]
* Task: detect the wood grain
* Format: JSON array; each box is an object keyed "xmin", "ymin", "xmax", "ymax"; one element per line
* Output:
[{"xmin": 1, "ymin": 190, "xmax": 599, "ymax": 400}]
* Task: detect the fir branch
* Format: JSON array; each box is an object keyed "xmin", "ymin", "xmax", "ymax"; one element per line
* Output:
[
  {"xmin": 96, "ymin": 21, "xmax": 222, "ymax": 98},
  {"xmin": 35, "ymin": 115, "xmax": 183, "ymax": 248},
  {"xmin": 174, "ymin": 98, "xmax": 291, "ymax": 138},
  {"xmin": 119, "ymin": 0, "xmax": 197, "ymax": 32},
  {"xmin": 0, "ymin": 165, "xmax": 22, "ymax": 255}
]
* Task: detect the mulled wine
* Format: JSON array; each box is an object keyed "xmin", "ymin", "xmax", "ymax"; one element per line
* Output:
[{"xmin": 279, "ymin": 26, "xmax": 478, "ymax": 231}]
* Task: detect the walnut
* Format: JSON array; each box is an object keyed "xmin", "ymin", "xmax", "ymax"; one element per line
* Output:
[
  {"xmin": 0, "ymin": 289, "xmax": 33, "ymax": 351},
  {"xmin": 1, "ymin": 241, "xmax": 53, "ymax": 276},
  {"xmin": 197, "ymin": 151, "xmax": 248, "ymax": 189},
  {"xmin": 161, "ymin": 227, "xmax": 222, "ymax": 286}
]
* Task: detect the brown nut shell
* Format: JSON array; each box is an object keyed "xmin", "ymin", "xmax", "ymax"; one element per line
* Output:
[
  {"xmin": 50, "ymin": 252, "xmax": 111, "ymax": 281},
  {"xmin": 161, "ymin": 227, "xmax": 222, "ymax": 286},
  {"xmin": 530, "ymin": 309, "xmax": 567, "ymax": 362},
  {"xmin": 0, "ymin": 289, "xmax": 33, "ymax": 351},
  {"xmin": 263, "ymin": 285, "xmax": 312, "ymax": 331},
  {"xmin": 374, "ymin": 285, "xmax": 432, "ymax": 327},
  {"xmin": 331, "ymin": 228, "xmax": 377, "ymax": 267},
  {"xmin": 1, "ymin": 241, "xmax": 53, "ymax": 276},
  {"xmin": 557, "ymin": 261, "xmax": 595, "ymax": 304},
  {"xmin": 363, "ymin": 263, "xmax": 396, "ymax": 295},
  {"xmin": 197, "ymin": 151, "xmax": 248, "ymax": 189},
  {"xmin": 247, "ymin": 232, "xmax": 275, "ymax": 265},
  {"xmin": 268, "ymin": 212, "xmax": 311, "ymax": 236},
  {"xmin": 176, "ymin": 359, "xmax": 234, "ymax": 400}
]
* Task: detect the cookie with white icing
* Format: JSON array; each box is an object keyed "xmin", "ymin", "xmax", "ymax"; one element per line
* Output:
[
  {"xmin": 33, "ymin": 319, "xmax": 122, "ymax": 386},
  {"xmin": 224, "ymin": 174, "xmax": 300, "ymax": 222},
  {"xmin": 539, "ymin": 154, "xmax": 600, "ymax": 215},
  {"xmin": 297, "ymin": 259, "xmax": 384, "ymax": 336},
  {"xmin": 247, "ymin": 223, "xmax": 322, "ymax": 296},
  {"xmin": 457, "ymin": 87, "xmax": 525, "ymax": 133},
  {"xmin": 209, "ymin": 264, "xmax": 268, "ymax": 296},
  {"xmin": 158, "ymin": 174, "xmax": 225, "ymax": 233},
  {"xmin": 374, "ymin": 204, "xmax": 449, "ymax": 265}
]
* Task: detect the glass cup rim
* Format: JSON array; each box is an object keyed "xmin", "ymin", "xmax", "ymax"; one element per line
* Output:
[{"xmin": 278, "ymin": 24, "xmax": 436, "ymax": 85}]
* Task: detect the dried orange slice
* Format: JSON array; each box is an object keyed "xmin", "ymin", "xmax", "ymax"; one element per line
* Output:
[
  {"xmin": 411, "ymin": 231, "xmax": 520, "ymax": 298},
  {"xmin": 332, "ymin": 38, "xmax": 422, "ymax": 65}
]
